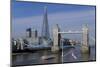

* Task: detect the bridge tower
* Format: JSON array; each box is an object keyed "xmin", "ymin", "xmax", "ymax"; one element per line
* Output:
[
  {"xmin": 82, "ymin": 24, "xmax": 89, "ymax": 53},
  {"xmin": 51, "ymin": 24, "xmax": 61, "ymax": 53}
]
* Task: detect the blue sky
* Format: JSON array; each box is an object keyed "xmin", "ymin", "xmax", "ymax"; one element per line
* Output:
[
  {"xmin": 12, "ymin": 1, "xmax": 96, "ymax": 44},
  {"xmin": 12, "ymin": 1, "xmax": 95, "ymax": 18}
]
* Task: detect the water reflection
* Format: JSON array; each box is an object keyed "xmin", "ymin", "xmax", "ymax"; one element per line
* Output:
[
  {"xmin": 12, "ymin": 50, "xmax": 62, "ymax": 66},
  {"xmin": 63, "ymin": 45, "xmax": 95, "ymax": 63},
  {"xmin": 41, "ymin": 50, "xmax": 62, "ymax": 64},
  {"xmin": 81, "ymin": 53, "xmax": 90, "ymax": 61},
  {"xmin": 12, "ymin": 45, "xmax": 95, "ymax": 66}
]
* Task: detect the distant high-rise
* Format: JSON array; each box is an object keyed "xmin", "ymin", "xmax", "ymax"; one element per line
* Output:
[
  {"xmin": 26, "ymin": 28, "xmax": 38, "ymax": 38},
  {"xmin": 26, "ymin": 28, "xmax": 32, "ymax": 38},
  {"xmin": 41, "ymin": 6, "xmax": 50, "ymax": 40},
  {"xmin": 31, "ymin": 28, "xmax": 38, "ymax": 38},
  {"xmin": 26, "ymin": 28, "xmax": 39, "ymax": 45}
]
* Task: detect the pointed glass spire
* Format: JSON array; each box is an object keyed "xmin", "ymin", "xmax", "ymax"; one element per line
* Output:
[{"xmin": 41, "ymin": 6, "xmax": 50, "ymax": 39}]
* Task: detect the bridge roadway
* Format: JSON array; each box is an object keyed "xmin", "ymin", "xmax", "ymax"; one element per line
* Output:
[{"xmin": 58, "ymin": 31, "xmax": 82, "ymax": 34}]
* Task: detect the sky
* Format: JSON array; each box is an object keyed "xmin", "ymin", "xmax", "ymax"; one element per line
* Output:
[{"xmin": 11, "ymin": 0, "xmax": 96, "ymax": 44}]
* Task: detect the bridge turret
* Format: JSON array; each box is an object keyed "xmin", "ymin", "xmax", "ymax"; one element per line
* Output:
[
  {"xmin": 51, "ymin": 24, "xmax": 61, "ymax": 53},
  {"xmin": 81, "ymin": 24, "xmax": 89, "ymax": 53}
]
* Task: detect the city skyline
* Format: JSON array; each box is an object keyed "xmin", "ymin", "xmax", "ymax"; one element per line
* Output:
[{"xmin": 12, "ymin": 1, "xmax": 95, "ymax": 41}]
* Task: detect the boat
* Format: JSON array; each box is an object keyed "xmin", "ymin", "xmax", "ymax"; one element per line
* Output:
[{"xmin": 41, "ymin": 55, "xmax": 55, "ymax": 60}]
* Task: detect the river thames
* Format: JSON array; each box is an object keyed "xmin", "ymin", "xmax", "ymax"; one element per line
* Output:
[{"xmin": 12, "ymin": 44, "xmax": 96, "ymax": 66}]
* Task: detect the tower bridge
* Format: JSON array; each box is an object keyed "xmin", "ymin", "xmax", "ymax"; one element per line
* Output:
[{"xmin": 51, "ymin": 24, "xmax": 89, "ymax": 53}]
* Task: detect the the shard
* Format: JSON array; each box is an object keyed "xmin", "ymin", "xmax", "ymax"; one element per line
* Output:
[{"xmin": 41, "ymin": 6, "xmax": 50, "ymax": 40}]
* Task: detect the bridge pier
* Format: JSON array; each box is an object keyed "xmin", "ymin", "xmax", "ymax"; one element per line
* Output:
[
  {"xmin": 81, "ymin": 24, "xmax": 89, "ymax": 53},
  {"xmin": 51, "ymin": 24, "xmax": 61, "ymax": 53}
]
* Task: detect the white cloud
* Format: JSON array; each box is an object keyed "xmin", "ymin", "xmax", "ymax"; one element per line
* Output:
[{"xmin": 12, "ymin": 9, "xmax": 95, "ymax": 38}]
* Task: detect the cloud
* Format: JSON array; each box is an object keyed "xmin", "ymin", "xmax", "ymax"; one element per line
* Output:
[{"xmin": 12, "ymin": 9, "xmax": 95, "ymax": 38}]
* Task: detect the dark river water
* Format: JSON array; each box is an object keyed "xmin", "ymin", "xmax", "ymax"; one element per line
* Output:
[{"xmin": 12, "ymin": 45, "xmax": 96, "ymax": 66}]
